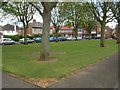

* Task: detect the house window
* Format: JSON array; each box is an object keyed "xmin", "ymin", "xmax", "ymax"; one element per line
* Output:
[
  {"xmin": 7, "ymin": 31, "xmax": 10, "ymax": 33},
  {"xmin": 34, "ymin": 29, "xmax": 36, "ymax": 32},
  {"xmin": 39, "ymin": 29, "xmax": 41, "ymax": 32},
  {"xmin": 69, "ymin": 30, "xmax": 72, "ymax": 32},
  {"xmin": 78, "ymin": 29, "xmax": 82, "ymax": 32},
  {"xmin": 65, "ymin": 30, "xmax": 69, "ymax": 33},
  {"xmin": 78, "ymin": 34, "xmax": 82, "ymax": 37}
]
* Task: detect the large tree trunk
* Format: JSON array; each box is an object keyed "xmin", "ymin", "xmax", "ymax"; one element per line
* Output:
[
  {"xmin": 117, "ymin": 20, "xmax": 120, "ymax": 44},
  {"xmin": 23, "ymin": 23, "xmax": 28, "ymax": 45},
  {"xmin": 40, "ymin": 11, "xmax": 51, "ymax": 61},
  {"xmin": 88, "ymin": 31, "xmax": 91, "ymax": 40},
  {"xmin": 56, "ymin": 30, "xmax": 59, "ymax": 43},
  {"xmin": 74, "ymin": 28, "xmax": 78, "ymax": 41},
  {"xmin": 100, "ymin": 22, "xmax": 105, "ymax": 47}
]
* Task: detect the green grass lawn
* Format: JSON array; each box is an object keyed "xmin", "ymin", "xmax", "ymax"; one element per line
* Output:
[{"xmin": 2, "ymin": 40, "xmax": 118, "ymax": 79}]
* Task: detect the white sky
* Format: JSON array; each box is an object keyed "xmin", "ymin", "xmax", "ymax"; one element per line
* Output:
[{"xmin": 0, "ymin": 12, "xmax": 118, "ymax": 29}]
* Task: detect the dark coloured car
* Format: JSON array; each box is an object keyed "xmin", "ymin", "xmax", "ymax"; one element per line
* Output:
[
  {"xmin": 58, "ymin": 37, "xmax": 67, "ymax": 41},
  {"xmin": 94, "ymin": 37, "xmax": 101, "ymax": 39},
  {"xmin": 33, "ymin": 37, "xmax": 42, "ymax": 43}
]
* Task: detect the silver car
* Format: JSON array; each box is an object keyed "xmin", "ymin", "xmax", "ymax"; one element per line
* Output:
[
  {"xmin": 0, "ymin": 38, "xmax": 15, "ymax": 45},
  {"xmin": 19, "ymin": 38, "xmax": 35, "ymax": 44}
]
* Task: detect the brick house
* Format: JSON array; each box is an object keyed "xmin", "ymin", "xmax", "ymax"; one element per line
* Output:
[
  {"xmin": 58, "ymin": 26, "xmax": 74, "ymax": 38},
  {"xmin": 57, "ymin": 25, "xmax": 108, "ymax": 39},
  {"xmin": 105, "ymin": 26, "xmax": 113, "ymax": 38},
  {"xmin": 18, "ymin": 19, "xmax": 54, "ymax": 36},
  {"xmin": 82, "ymin": 28, "xmax": 89, "ymax": 39},
  {"xmin": 58, "ymin": 26, "xmax": 88, "ymax": 39},
  {"xmin": 96, "ymin": 26, "xmax": 113, "ymax": 38}
]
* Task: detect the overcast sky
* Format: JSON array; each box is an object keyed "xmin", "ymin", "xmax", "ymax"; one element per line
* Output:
[{"xmin": 0, "ymin": 11, "xmax": 118, "ymax": 29}]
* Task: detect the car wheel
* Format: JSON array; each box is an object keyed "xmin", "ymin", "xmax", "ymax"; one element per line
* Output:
[
  {"xmin": 2, "ymin": 43, "xmax": 5, "ymax": 45},
  {"xmin": 12, "ymin": 42, "xmax": 15, "ymax": 45}
]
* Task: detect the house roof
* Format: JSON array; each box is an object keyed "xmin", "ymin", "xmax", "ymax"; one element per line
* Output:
[
  {"xmin": 2, "ymin": 24, "xmax": 19, "ymax": 31},
  {"xmin": 60, "ymin": 26, "xmax": 74, "ymax": 30},
  {"xmin": 18, "ymin": 27, "xmax": 24, "ymax": 30},
  {"xmin": 29, "ymin": 22, "xmax": 43, "ymax": 28}
]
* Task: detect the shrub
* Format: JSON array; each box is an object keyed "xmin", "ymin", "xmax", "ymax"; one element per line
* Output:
[
  {"xmin": 18, "ymin": 35, "xmax": 23, "ymax": 39},
  {"xmin": 58, "ymin": 34, "xmax": 62, "ymax": 37},
  {"xmin": 50, "ymin": 34, "xmax": 55, "ymax": 37},
  {"xmin": 34, "ymin": 34, "xmax": 42, "ymax": 37},
  {"xmin": 4, "ymin": 35, "xmax": 20, "ymax": 41},
  {"xmin": 27, "ymin": 35, "xmax": 34, "ymax": 39},
  {"xmin": 50, "ymin": 34, "xmax": 62, "ymax": 37}
]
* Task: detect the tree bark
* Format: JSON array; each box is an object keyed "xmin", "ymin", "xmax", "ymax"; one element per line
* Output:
[
  {"xmin": 100, "ymin": 22, "xmax": 105, "ymax": 47},
  {"xmin": 23, "ymin": 23, "xmax": 28, "ymax": 45},
  {"xmin": 88, "ymin": 31, "xmax": 91, "ymax": 40},
  {"xmin": 117, "ymin": 20, "xmax": 120, "ymax": 44},
  {"xmin": 56, "ymin": 30, "xmax": 59, "ymax": 43},
  {"xmin": 74, "ymin": 28, "xmax": 78, "ymax": 41},
  {"xmin": 40, "ymin": 11, "xmax": 51, "ymax": 61}
]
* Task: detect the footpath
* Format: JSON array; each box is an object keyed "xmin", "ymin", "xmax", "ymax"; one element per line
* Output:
[{"xmin": 49, "ymin": 53, "xmax": 118, "ymax": 88}]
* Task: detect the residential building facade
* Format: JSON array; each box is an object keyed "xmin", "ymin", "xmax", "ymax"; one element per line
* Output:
[
  {"xmin": 58, "ymin": 26, "xmax": 88, "ymax": 39},
  {"xmin": 58, "ymin": 26, "xmax": 74, "ymax": 38},
  {"xmin": 0, "ymin": 24, "xmax": 19, "ymax": 36},
  {"xmin": 18, "ymin": 19, "xmax": 54, "ymax": 36},
  {"xmin": 105, "ymin": 26, "xmax": 113, "ymax": 38}
]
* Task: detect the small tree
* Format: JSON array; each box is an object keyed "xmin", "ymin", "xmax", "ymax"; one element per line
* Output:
[
  {"xmin": 60, "ymin": 2, "xmax": 85, "ymax": 40},
  {"xmin": 81, "ymin": 3, "xmax": 97, "ymax": 40},
  {"xmin": 2, "ymin": 2, "xmax": 36, "ymax": 45},
  {"xmin": 51, "ymin": 3, "xmax": 64, "ymax": 42},
  {"xmin": 89, "ymin": 1, "xmax": 113, "ymax": 47}
]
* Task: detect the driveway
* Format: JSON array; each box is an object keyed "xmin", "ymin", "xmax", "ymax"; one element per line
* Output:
[{"xmin": 49, "ymin": 53, "xmax": 118, "ymax": 88}]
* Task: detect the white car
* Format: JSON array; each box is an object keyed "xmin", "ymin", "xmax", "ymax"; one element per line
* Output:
[
  {"xmin": 19, "ymin": 38, "xmax": 35, "ymax": 44},
  {"xmin": 66, "ymin": 37, "xmax": 76, "ymax": 40},
  {"xmin": 0, "ymin": 38, "xmax": 15, "ymax": 45}
]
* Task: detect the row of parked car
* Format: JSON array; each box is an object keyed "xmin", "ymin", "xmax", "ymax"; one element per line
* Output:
[
  {"xmin": 0, "ymin": 37, "xmax": 73, "ymax": 45},
  {"xmin": 0, "ymin": 36, "xmax": 115, "ymax": 45},
  {"xmin": 19, "ymin": 37, "xmax": 69, "ymax": 43}
]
